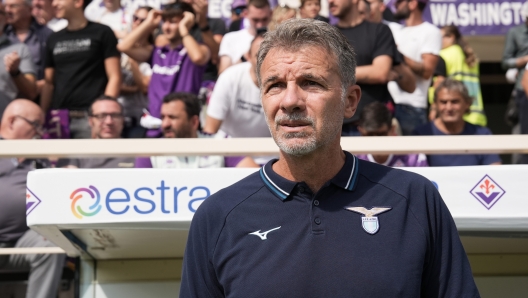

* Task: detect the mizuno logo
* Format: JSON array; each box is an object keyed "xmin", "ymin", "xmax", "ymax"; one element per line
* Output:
[{"xmin": 249, "ymin": 226, "xmax": 281, "ymax": 240}]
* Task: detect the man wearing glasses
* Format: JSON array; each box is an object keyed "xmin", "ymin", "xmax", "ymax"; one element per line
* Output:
[
  {"xmin": 0, "ymin": 99, "xmax": 65, "ymax": 298},
  {"xmin": 57, "ymin": 96, "xmax": 136, "ymax": 168}
]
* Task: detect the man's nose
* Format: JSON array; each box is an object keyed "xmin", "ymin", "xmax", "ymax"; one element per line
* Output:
[{"xmin": 280, "ymin": 83, "xmax": 306, "ymax": 114}]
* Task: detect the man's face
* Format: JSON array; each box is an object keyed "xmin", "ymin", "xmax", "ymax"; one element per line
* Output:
[
  {"xmin": 162, "ymin": 16, "xmax": 183, "ymax": 41},
  {"xmin": 393, "ymin": 0, "xmax": 412, "ymax": 20},
  {"xmin": 32, "ymin": 0, "xmax": 52, "ymax": 22},
  {"xmin": 5, "ymin": 0, "xmax": 32, "ymax": 25},
  {"xmin": 366, "ymin": 0, "xmax": 384, "ymax": 23},
  {"xmin": 435, "ymin": 88, "xmax": 470, "ymax": 125},
  {"xmin": 246, "ymin": 5, "xmax": 271, "ymax": 31},
  {"xmin": 88, "ymin": 100, "xmax": 124, "ymax": 139},
  {"xmin": 357, "ymin": 0, "xmax": 369, "ymax": 18},
  {"xmin": 329, "ymin": 0, "xmax": 353, "ymax": 19},
  {"xmin": 300, "ymin": 0, "xmax": 321, "ymax": 19},
  {"xmin": 259, "ymin": 46, "xmax": 359, "ymax": 156},
  {"xmin": 161, "ymin": 101, "xmax": 197, "ymax": 138},
  {"xmin": 52, "ymin": 0, "xmax": 77, "ymax": 19}
]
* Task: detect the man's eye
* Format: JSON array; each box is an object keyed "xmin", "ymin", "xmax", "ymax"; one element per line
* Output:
[{"xmin": 305, "ymin": 81, "xmax": 320, "ymax": 87}]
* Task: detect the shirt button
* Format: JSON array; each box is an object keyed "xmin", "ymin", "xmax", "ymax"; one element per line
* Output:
[
  {"xmin": 313, "ymin": 200, "xmax": 320, "ymax": 206},
  {"xmin": 314, "ymin": 218, "xmax": 321, "ymax": 225}
]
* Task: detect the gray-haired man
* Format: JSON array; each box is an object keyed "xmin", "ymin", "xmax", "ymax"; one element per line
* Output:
[{"xmin": 180, "ymin": 19, "xmax": 479, "ymax": 297}]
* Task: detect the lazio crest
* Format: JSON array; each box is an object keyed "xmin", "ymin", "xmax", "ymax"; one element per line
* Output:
[{"xmin": 345, "ymin": 207, "xmax": 392, "ymax": 235}]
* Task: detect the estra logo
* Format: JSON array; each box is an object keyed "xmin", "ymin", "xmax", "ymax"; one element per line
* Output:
[{"xmin": 69, "ymin": 181, "xmax": 210, "ymax": 219}]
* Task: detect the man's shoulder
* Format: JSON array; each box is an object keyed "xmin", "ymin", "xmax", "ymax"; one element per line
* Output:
[
  {"xmin": 417, "ymin": 21, "xmax": 441, "ymax": 34},
  {"xmin": 222, "ymin": 29, "xmax": 252, "ymax": 41},
  {"xmin": 358, "ymin": 159, "xmax": 435, "ymax": 199},
  {"xmin": 463, "ymin": 122, "xmax": 492, "ymax": 135},
  {"xmin": 220, "ymin": 61, "xmax": 251, "ymax": 77},
  {"xmin": 196, "ymin": 171, "xmax": 264, "ymax": 218},
  {"xmin": 413, "ymin": 122, "xmax": 435, "ymax": 135}
]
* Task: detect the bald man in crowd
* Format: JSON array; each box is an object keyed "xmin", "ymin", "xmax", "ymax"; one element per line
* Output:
[{"xmin": 0, "ymin": 99, "xmax": 65, "ymax": 298}]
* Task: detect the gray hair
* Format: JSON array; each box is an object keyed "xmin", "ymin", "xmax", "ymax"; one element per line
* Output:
[
  {"xmin": 256, "ymin": 18, "xmax": 357, "ymax": 91},
  {"xmin": 434, "ymin": 79, "xmax": 473, "ymax": 105}
]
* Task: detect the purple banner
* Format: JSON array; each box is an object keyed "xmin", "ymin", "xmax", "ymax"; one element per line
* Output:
[{"xmin": 387, "ymin": 0, "xmax": 525, "ymax": 35}]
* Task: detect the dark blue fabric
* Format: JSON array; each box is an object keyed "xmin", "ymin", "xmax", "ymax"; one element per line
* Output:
[
  {"xmin": 413, "ymin": 121, "xmax": 502, "ymax": 166},
  {"xmin": 180, "ymin": 152, "xmax": 479, "ymax": 297}
]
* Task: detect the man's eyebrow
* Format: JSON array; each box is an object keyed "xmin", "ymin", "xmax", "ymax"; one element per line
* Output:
[
  {"xmin": 301, "ymin": 73, "xmax": 328, "ymax": 84},
  {"xmin": 262, "ymin": 75, "xmax": 279, "ymax": 87}
]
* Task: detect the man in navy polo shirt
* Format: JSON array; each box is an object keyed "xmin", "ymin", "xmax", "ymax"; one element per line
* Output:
[{"xmin": 180, "ymin": 19, "xmax": 479, "ymax": 297}]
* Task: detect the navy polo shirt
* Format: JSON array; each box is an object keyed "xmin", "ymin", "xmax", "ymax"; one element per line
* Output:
[{"xmin": 180, "ymin": 152, "xmax": 479, "ymax": 297}]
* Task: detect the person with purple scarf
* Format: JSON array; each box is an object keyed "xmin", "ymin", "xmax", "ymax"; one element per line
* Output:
[{"xmin": 118, "ymin": 2, "xmax": 209, "ymax": 136}]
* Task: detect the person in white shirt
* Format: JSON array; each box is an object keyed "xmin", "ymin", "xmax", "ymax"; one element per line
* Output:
[
  {"xmin": 85, "ymin": 0, "xmax": 132, "ymax": 39},
  {"xmin": 204, "ymin": 31, "xmax": 270, "ymax": 139},
  {"xmin": 388, "ymin": 0, "xmax": 440, "ymax": 135},
  {"xmin": 217, "ymin": 0, "xmax": 271, "ymax": 74}
]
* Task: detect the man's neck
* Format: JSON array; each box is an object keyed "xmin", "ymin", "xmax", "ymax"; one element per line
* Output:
[
  {"xmin": 169, "ymin": 38, "xmax": 183, "ymax": 49},
  {"xmin": 337, "ymin": 5, "xmax": 364, "ymax": 28},
  {"xmin": 272, "ymin": 139, "xmax": 346, "ymax": 193},
  {"xmin": 433, "ymin": 118, "xmax": 465, "ymax": 135},
  {"xmin": 66, "ymin": 12, "xmax": 88, "ymax": 31},
  {"xmin": 405, "ymin": 12, "xmax": 424, "ymax": 27}
]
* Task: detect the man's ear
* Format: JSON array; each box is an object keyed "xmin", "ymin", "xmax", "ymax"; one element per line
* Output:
[
  {"xmin": 343, "ymin": 84, "xmax": 361, "ymax": 119},
  {"xmin": 74, "ymin": 0, "xmax": 84, "ymax": 9},
  {"xmin": 190, "ymin": 115, "xmax": 200, "ymax": 131}
]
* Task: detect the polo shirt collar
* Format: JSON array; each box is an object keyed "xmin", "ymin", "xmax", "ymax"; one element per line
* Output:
[
  {"xmin": 260, "ymin": 151, "xmax": 360, "ymax": 201},
  {"xmin": 330, "ymin": 151, "xmax": 360, "ymax": 191}
]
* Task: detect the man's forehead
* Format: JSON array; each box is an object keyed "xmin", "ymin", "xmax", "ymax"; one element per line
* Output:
[{"xmin": 261, "ymin": 47, "xmax": 335, "ymax": 79}]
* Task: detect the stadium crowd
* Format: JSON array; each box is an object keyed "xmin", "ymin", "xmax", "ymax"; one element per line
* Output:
[{"xmin": 0, "ymin": 0, "xmax": 526, "ymax": 296}]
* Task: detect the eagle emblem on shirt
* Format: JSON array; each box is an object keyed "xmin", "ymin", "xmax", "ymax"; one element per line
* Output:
[{"xmin": 345, "ymin": 207, "xmax": 392, "ymax": 235}]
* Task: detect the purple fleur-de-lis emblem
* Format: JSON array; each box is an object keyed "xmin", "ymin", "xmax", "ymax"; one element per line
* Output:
[{"xmin": 470, "ymin": 175, "xmax": 506, "ymax": 210}]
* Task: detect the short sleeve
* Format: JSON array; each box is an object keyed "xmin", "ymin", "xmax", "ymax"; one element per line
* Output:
[
  {"xmin": 434, "ymin": 56, "xmax": 447, "ymax": 77},
  {"xmin": 420, "ymin": 24, "xmax": 442, "ymax": 56},
  {"xmin": 100, "ymin": 25, "xmax": 120, "ymax": 59},
  {"xmin": 139, "ymin": 62, "xmax": 152, "ymax": 76},
  {"xmin": 207, "ymin": 67, "xmax": 236, "ymax": 120},
  {"xmin": 476, "ymin": 127, "xmax": 502, "ymax": 165},
  {"xmin": 372, "ymin": 23, "xmax": 397, "ymax": 60},
  {"xmin": 17, "ymin": 45, "xmax": 37, "ymax": 76},
  {"xmin": 218, "ymin": 33, "xmax": 232, "ymax": 58}
]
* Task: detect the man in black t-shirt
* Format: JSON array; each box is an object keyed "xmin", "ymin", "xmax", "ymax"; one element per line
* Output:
[
  {"xmin": 41, "ymin": 0, "xmax": 121, "ymax": 139},
  {"xmin": 330, "ymin": 0, "xmax": 397, "ymax": 135}
]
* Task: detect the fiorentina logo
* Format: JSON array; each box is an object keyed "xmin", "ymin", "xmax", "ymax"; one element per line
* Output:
[
  {"xmin": 470, "ymin": 175, "xmax": 506, "ymax": 210},
  {"xmin": 26, "ymin": 188, "xmax": 42, "ymax": 215}
]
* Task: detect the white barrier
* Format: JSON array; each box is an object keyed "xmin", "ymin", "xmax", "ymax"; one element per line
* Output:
[
  {"xmin": 25, "ymin": 165, "xmax": 528, "ymax": 259},
  {"xmin": 1, "ymin": 135, "xmax": 528, "ymax": 158}
]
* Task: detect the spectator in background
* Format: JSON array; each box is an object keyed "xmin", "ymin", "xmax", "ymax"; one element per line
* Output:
[
  {"xmin": 268, "ymin": 5, "xmax": 296, "ymax": 31},
  {"xmin": 218, "ymin": 0, "xmax": 271, "ymax": 74},
  {"xmin": 432, "ymin": 25, "xmax": 486, "ymax": 127},
  {"xmin": 329, "ymin": 0, "xmax": 397, "ymax": 136},
  {"xmin": 41, "ymin": 0, "xmax": 121, "ymax": 139},
  {"xmin": 360, "ymin": 0, "xmax": 416, "ymax": 97},
  {"xmin": 388, "ymin": 0, "xmax": 440, "ymax": 135},
  {"xmin": 57, "ymin": 96, "xmax": 136, "ymax": 168},
  {"xmin": 118, "ymin": 3, "xmax": 209, "ymax": 137},
  {"xmin": 0, "ymin": 2, "xmax": 37, "ymax": 118},
  {"xmin": 118, "ymin": 6, "xmax": 153, "ymax": 138},
  {"xmin": 503, "ymin": 4, "xmax": 528, "ymax": 164},
  {"xmin": 228, "ymin": 0, "xmax": 247, "ymax": 32},
  {"xmin": 136, "ymin": 92, "xmax": 258, "ymax": 168},
  {"xmin": 413, "ymin": 79, "xmax": 501, "ymax": 166},
  {"xmin": 299, "ymin": 0, "xmax": 329, "ymax": 23},
  {"xmin": 357, "ymin": 102, "xmax": 428, "ymax": 167},
  {"xmin": 32, "ymin": 0, "xmax": 68, "ymax": 31},
  {"xmin": 84, "ymin": 0, "xmax": 132, "ymax": 39},
  {"xmin": 0, "ymin": 99, "xmax": 65, "ymax": 298},
  {"xmin": 4, "ymin": 0, "xmax": 52, "ymax": 94},
  {"xmin": 204, "ymin": 32, "xmax": 270, "ymax": 138}
]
